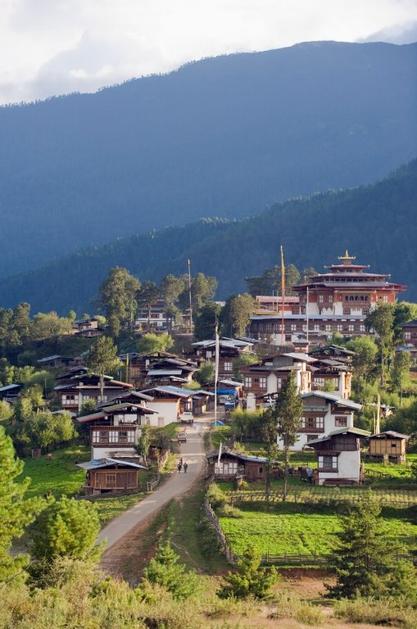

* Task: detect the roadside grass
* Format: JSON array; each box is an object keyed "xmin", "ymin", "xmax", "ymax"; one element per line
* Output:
[
  {"xmin": 21, "ymin": 445, "xmax": 90, "ymax": 498},
  {"xmin": 219, "ymin": 502, "xmax": 417, "ymax": 559},
  {"xmin": 92, "ymin": 492, "xmax": 146, "ymax": 525}
]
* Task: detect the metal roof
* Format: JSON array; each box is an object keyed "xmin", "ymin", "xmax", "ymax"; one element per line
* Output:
[
  {"xmin": 370, "ymin": 431, "xmax": 410, "ymax": 440},
  {"xmin": 77, "ymin": 458, "xmax": 147, "ymax": 471},
  {"xmin": 308, "ymin": 427, "xmax": 370, "ymax": 446},
  {"xmin": 301, "ymin": 391, "xmax": 362, "ymax": 410},
  {"xmin": 207, "ymin": 448, "xmax": 267, "ymax": 464}
]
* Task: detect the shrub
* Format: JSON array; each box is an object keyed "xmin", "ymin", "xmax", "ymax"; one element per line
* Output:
[
  {"xmin": 219, "ymin": 546, "xmax": 278, "ymax": 600},
  {"xmin": 334, "ymin": 598, "xmax": 417, "ymax": 628},
  {"xmin": 206, "ymin": 483, "xmax": 228, "ymax": 510},
  {"xmin": 268, "ymin": 590, "xmax": 324, "ymax": 625},
  {"xmin": 220, "ymin": 504, "xmax": 242, "ymax": 518},
  {"xmin": 141, "ymin": 542, "xmax": 198, "ymax": 601}
]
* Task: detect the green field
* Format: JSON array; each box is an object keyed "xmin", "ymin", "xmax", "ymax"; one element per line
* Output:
[{"xmin": 219, "ymin": 503, "xmax": 417, "ymax": 558}]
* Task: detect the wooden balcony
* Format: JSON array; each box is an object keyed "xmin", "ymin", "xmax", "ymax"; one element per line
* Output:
[{"xmin": 91, "ymin": 424, "xmax": 138, "ymax": 447}]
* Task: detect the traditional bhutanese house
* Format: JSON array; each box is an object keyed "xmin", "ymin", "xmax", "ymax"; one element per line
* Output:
[
  {"xmin": 77, "ymin": 458, "xmax": 147, "ymax": 494},
  {"xmin": 97, "ymin": 390, "xmax": 154, "ymax": 408},
  {"xmin": 191, "ymin": 390, "xmax": 216, "ymax": 415},
  {"xmin": 37, "ymin": 354, "xmax": 82, "ymax": 370},
  {"xmin": 144, "ymin": 357, "xmax": 197, "ymax": 387},
  {"xmin": 120, "ymin": 352, "xmax": 197, "ymax": 389},
  {"xmin": 267, "ymin": 391, "xmax": 361, "ymax": 451},
  {"xmin": 308, "ymin": 427, "xmax": 370, "ymax": 485},
  {"xmin": 243, "ymin": 352, "xmax": 315, "ymax": 410},
  {"xmin": 0, "ymin": 382, "xmax": 23, "ymax": 402},
  {"xmin": 368, "ymin": 431, "xmax": 410, "ymax": 464},
  {"xmin": 139, "ymin": 386, "xmax": 196, "ymax": 426},
  {"xmin": 308, "ymin": 344, "xmax": 356, "ymax": 364},
  {"xmin": 73, "ymin": 318, "xmax": 102, "ymax": 337},
  {"xmin": 191, "ymin": 337, "xmax": 254, "ymax": 379},
  {"xmin": 77, "ymin": 402, "xmax": 157, "ymax": 460},
  {"xmin": 207, "ymin": 448, "xmax": 267, "ymax": 481},
  {"xmin": 310, "ymin": 358, "xmax": 352, "ymax": 399},
  {"xmin": 254, "ymin": 295, "xmax": 300, "ymax": 314},
  {"xmin": 54, "ymin": 374, "xmax": 133, "ymax": 412},
  {"xmin": 400, "ymin": 320, "xmax": 417, "ymax": 357}
]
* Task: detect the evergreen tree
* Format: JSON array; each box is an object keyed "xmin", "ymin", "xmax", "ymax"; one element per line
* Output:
[
  {"xmin": 269, "ymin": 374, "xmax": 303, "ymax": 500},
  {"xmin": 365, "ymin": 304, "xmax": 395, "ymax": 385},
  {"xmin": 193, "ymin": 302, "xmax": 221, "ymax": 341},
  {"xmin": 219, "ymin": 546, "xmax": 278, "ymax": 599},
  {"xmin": 391, "ymin": 350, "xmax": 411, "ymax": 403},
  {"xmin": 32, "ymin": 496, "xmax": 101, "ymax": 564},
  {"xmin": 328, "ymin": 497, "xmax": 417, "ymax": 600},
  {"xmin": 137, "ymin": 281, "xmax": 161, "ymax": 328},
  {"xmin": 136, "ymin": 332, "xmax": 173, "ymax": 355},
  {"xmin": 0, "ymin": 427, "xmax": 41, "ymax": 582},
  {"xmin": 141, "ymin": 541, "xmax": 197, "ymax": 600}
]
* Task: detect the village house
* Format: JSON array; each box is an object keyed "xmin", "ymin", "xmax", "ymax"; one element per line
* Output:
[
  {"xmin": 37, "ymin": 354, "xmax": 84, "ymax": 370},
  {"xmin": 77, "ymin": 458, "xmax": 147, "ymax": 495},
  {"xmin": 368, "ymin": 431, "xmax": 410, "ymax": 464},
  {"xmin": 310, "ymin": 358, "xmax": 352, "ymax": 399},
  {"xmin": 249, "ymin": 253, "xmax": 406, "ymax": 343},
  {"xmin": 0, "ymin": 382, "xmax": 23, "ymax": 403},
  {"xmin": 308, "ymin": 344, "xmax": 356, "ymax": 363},
  {"xmin": 120, "ymin": 352, "xmax": 197, "ymax": 389},
  {"xmin": 135, "ymin": 299, "xmax": 168, "ymax": 331},
  {"xmin": 207, "ymin": 448, "xmax": 267, "ymax": 482},
  {"xmin": 400, "ymin": 320, "xmax": 417, "ymax": 356},
  {"xmin": 243, "ymin": 352, "xmax": 315, "ymax": 410},
  {"xmin": 308, "ymin": 427, "xmax": 370, "ymax": 485},
  {"xmin": 191, "ymin": 337, "xmax": 254, "ymax": 379},
  {"xmin": 139, "ymin": 385, "xmax": 197, "ymax": 426},
  {"xmin": 54, "ymin": 373, "xmax": 133, "ymax": 412},
  {"xmin": 77, "ymin": 401, "xmax": 156, "ymax": 460},
  {"xmin": 255, "ymin": 295, "xmax": 300, "ymax": 314},
  {"xmin": 73, "ymin": 317, "xmax": 102, "ymax": 338}
]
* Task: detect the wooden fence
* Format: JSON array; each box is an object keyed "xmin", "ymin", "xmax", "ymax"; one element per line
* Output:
[
  {"xmin": 227, "ymin": 488, "xmax": 417, "ymax": 508},
  {"xmin": 203, "ymin": 497, "xmax": 236, "ymax": 564}
]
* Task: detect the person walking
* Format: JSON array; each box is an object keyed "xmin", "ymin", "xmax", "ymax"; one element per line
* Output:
[
  {"xmin": 177, "ymin": 461, "xmax": 182, "ymax": 473},
  {"xmin": 183, "ymin": 461, "xmax": 188, "ymax": 473}
]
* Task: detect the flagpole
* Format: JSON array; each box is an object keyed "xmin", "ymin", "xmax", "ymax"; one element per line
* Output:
[
  {"xmin": 214, "ymin": 322, "xmax": 219, "ymax": 425},
  {"xmin": 306, "ymin": 285, "xmax": 310, "ymax": 346},
  {"xmin": 280, "ymin": 245, "xmax": 286, "ymax": 346}
]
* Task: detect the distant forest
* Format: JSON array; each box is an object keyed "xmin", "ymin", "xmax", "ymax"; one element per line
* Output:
[
  {"xmin": 0, "ymin": 41, "xmax": 417, "ymax": 278},
  {"xmin": 1, "ymin": 158, "xmax": 416, "ymax": 313}
]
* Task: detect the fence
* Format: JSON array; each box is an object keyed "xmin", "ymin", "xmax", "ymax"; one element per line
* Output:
[
  {"xmin": 203, "ymin": 497, "xmax": 236, "ymax": 564},
  {"xmin": 227, "ymin": 488, "xmax": 417, "ymax": 508}
]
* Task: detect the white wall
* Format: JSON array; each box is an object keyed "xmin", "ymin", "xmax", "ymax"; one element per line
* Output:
[
  {"xmin": 147, "ymin": 400, "xmax": 179, "ymax": 426},
  {"xmin": 91, "ymin": 446, "xmax": 138, "ymax": 459},
  {"xmin": 317, "ymin": 450, "xmax": 361, "ymax": 485}
]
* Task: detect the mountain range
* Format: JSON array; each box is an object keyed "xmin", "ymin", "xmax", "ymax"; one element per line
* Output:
[
  {"xmin": 1, "ymin": 40, "xmax": 417, "ymax": 278},
  {"xmin": 1, "ymin": 158, "xmax": 416, "ymax": 313}
]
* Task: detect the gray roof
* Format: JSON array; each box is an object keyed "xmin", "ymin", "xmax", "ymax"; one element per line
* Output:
[
  {"xmin": 301, "ymin": 391, "xmax": 362, "ymax": 410},
  {"xmin": 140, "ymin": 385, "xmax": 195, "ymax": 398},
  {"xmin": 308, "ymin": 427, "xmax": 370, "ymax": 446},
  {"xmin": 370, "ymin": 431, "xmax": 410, "ymax": 440},
  {"xmin": 77, "ymin": 458, "xmax": 147, "ymax": 471},
  {"xmin": 207, "ymin": 448, "xmax": 267, "ymax": 464},
  {"xmin": 0, "ymin": 383, "xmax": 22, "ymax": 392},
  {"xmin": 147, "ymin": 369, "xmax": 183, "ymax": 376}
]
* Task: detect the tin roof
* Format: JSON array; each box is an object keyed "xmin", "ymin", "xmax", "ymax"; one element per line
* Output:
[{"xmin": 77, "ymin": 458, "xmax": 147, "ymax": 471}]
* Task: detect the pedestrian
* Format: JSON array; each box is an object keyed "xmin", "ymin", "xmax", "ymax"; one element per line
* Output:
[
  {"xmin": 306, "ymin": 466, "xmax": 313, "ymax": 484},
  {"xmin": 183, "ymin": 461, "xmax": 188, "ymax": 473},
  {"xmin": 177, "ymin": 461, "xmax": 182, "ymax": 473}
]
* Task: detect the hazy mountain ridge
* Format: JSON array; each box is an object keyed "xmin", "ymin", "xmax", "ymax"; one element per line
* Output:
[
  {"xmin": 1, "ymin": 41, "xmax": 417, "ymax": 277},
  {"xmin": 1, "ymin": 158, "xmax": 416, "ymax": 313}
]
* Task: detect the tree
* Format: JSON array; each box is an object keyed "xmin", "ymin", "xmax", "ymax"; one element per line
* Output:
[
  {"xmin": 221, "ymin": 293, "xmax": 255, "ymax": 337},
  {"xmin": 137, "ymin": 425, "xmax": 151, "ymax": 465},
  {"xmin": 142, "ymin": 541, "xmax": 198, "ymax": 600},
  {"xmin": 11, "ymin": 303, "xmax": 31, "ymax": 345},
  {"xmin": 195, "ymin": 361, "xmax": 215, "ymax": 386},
  {"xmin": 0, "ymin": 427, "xmax": 41, "ymax": 582},
  {"xmin": 179, "ymin": 272, "xmax": 218, "ymax": 313},
  {"xmin": 232, "ymin": 352, "xmax": 258, "ymax": 380},
  {"xmin": 391, "ymin": 351, "xmax": 411, "ymax": 402},
  {"xmin": 32, "ymin": 496, "xmax": 100, "ymax": 565},
  {"xmin": 19, "ymin": 411, "xmax": 77, "ymax": 452},
  {"xmin": 99, "ymin": 267, "xmax": 140, "ymax": 337},
  {"xmin": 219, "ymin": 546, "xmax": 277, "ymax": 599},
  {"xmin": 136, "ymin": 332, "xmax": 174, "ymax": 355},
  {"xmin": 346, "ymin": 336, "xmax": 378, "ymax": 383},
  {"xmin": 393, "ymin": 302, "xmax": 417, "ymax": 342},
  {"xmin": 193, "ymin": 302, "xmax": 221, "ymax": 341},
  {"xmin": 327, "ymin": 497, "xmax": 417, "ymax": 600},
  {"xmin": 137, "ymin": 281, "xmax": 161, "ymax": 328},
  {"xmin": 161, "ymin": 274, "xmax": 186, "ymax": 308},
  {"xmin": 87, "ymin": 336, "xmax": 121, "ymax": 400},
  {"xmin": 30, "ymin": 311, "xmax": 74, "ymax": 341},
  {"xmin": 270, "ymin": 374, "xmax": 303, "ymax": 500},
  {"xmin": 261, "ymin": 405, "xmax": 279, "ymax": 501},
  {"xmin": 365, "ymin": 304, "xmax": 395, "ymax": 385}
]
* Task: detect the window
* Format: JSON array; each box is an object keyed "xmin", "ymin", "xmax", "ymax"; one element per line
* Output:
[
  {"xmin": 348, "ymin": 324, "xmax": 354, "ymax": 332},
  {"xmin": 318, "ymin": 455, "xmax": 338, "ymax": 470},
  {"xmin": 277, "ymin": 378, "xmax": 282, "ymax": 389},
  {"xmin": 259, "ymin": 377, "xmax": 267, "ymax": 389},
  {"xmin": 301, "ymin": 416, "xmax": 324, "ymax": 430},
  {"xmin": 244, "ymin": 376, "xmax": 252, "ymax": 388},
  {"xmin": 215, "ymin": 461, "xmax": 238, "ymax": 475},
  {"xmin": 307, "ymin": 434, "xmax": 318, "ymax": 442},
  {"xmin": 291, "ymin": 324, "xmax": 297, "ymax": 331},
  {"xmin": 360, "ymin": 325, "xmax": 366, "ymax": 332},
  {"xmin": 314, "ymin": 324, "xmax": 320, "ymax": 332},
  {"xmin": 405, "ymin": 332, "xmax": 411, "ymax": 340},
  {"xmin": 335, "ymin": 416, "xmax": 347, "ymax": 428},
  {"xmin": 325, "ymin": 324, "xmax": 331, "ymax": 332},
  {"xmin": 224, "ymin": 362, "xmax": 232, "ymax": 372},
  {"xmin": 319, "ymin": 295, "xmax": 324, "ymax": 303},
  {"xmin": 337, "ymin": 324, "xmax": 343, "ymax": 332}
]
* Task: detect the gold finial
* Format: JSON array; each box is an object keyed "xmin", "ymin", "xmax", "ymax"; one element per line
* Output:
[{"xmin": 338, "ymin": 250, "xmax": 356, "ymax": 265}]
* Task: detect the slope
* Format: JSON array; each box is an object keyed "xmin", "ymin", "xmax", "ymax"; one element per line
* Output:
[
  {"xmin": 1, "ymin": 159, "xmax": 416, "ymax": 313},
  {"xmin": 0, "ymin": 41, "xmax": 417, "ymax": 277}
]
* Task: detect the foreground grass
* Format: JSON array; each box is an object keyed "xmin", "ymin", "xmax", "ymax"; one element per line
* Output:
[{"xmin": 219, "ymin": 502, "xmax": 417, "ymax": 559}]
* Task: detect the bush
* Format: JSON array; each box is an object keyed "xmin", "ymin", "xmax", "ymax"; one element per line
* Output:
[
  {"xmin": 220, "ymin": 504, "xmax": 242, "ymax": 518},
  {"xmin": 206, "ymin": 483, "xmax": 228, "ymax": 510},
  {"xmin": 219, "ymin": 546, "xmax": 278, "ymax": 600},
  {"xmin": 268, "ymin": 590, "xmax": 325, "ymax": 625},
  {"xmin": 334, "ymin": 598, "xmax": 417, "ymax": 628},
  {"xmin": 141, "ymin": 542, "xmax": 199, "ymax": 601},
  {"xmin": 196, "ymin": 516, "xmax": 222, "ymax": 558}
]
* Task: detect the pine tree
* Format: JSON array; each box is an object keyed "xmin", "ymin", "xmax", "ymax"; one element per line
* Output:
[
  {"xmin": 270, "ymin": 374, "xmax": 303, "ymax": 500},
  {"xmin": 328, "ymin": 497, "xmax": 417, "ymax": 600},
  {"xmin": 0, "ymin": 427, "xmax": 41, "ymax": 582},
  {"xmin": 141, "ymin": 541, "xmax": 197, "ymax": 600},
  {"xmin": 87, "ymin": 336, "xmax": 121, "ymax": 401},
  {"xmin": 219, "ymin": 546, "xmax": 278, "ymax": 599}
]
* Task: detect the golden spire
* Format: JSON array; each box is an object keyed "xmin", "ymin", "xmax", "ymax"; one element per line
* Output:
[{"xmin": 338, "ymin": 250, "xmax": 356, "ymax": 265}]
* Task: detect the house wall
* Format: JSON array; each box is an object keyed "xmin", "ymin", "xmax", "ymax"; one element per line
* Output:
[
  {"xmin": 317, "ymin": 450, "xmax": 361, "ymax": 485},
  {"xmin": 147, "ymin": 400, "xmax": 180, "ymax": 426},
  {"xmin": 92, "ymin": 446, "xmax": 139, "ymax": 459}
]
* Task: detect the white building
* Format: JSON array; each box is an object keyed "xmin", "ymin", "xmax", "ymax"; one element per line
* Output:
[{"xmin": 308, "ymin": 427, "xmax": 370, "ymax": 485}]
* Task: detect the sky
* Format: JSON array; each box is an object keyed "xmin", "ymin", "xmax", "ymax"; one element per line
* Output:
[{"xmin": 1, "ymin": 0, "xmax": 417, "ymax": 105}]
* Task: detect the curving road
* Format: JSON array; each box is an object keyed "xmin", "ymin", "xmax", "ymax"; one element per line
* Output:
[{"xmin": 98, "ymin": 418, "xmax": 209, "ymax": 551}]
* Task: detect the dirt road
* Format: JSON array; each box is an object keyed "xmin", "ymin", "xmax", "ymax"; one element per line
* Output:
[{"xmin": 98, "ymin": 418, "xmax": 209, "ymax": 550}]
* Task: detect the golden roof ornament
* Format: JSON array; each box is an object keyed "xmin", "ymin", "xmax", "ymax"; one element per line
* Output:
[{"xmin": 338, "ymin": 250, "xmax": 356, "ymax": 265}]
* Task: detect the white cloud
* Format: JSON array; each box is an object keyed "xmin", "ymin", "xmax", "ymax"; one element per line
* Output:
[{"xmin": 1, "ymin": 0, "xmax": 417, "ymax": 104}]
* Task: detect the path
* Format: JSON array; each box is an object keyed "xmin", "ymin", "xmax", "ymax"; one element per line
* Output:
[{"xmin": 98, "ymin": 417, "xmax": 209, "ymax": 551}]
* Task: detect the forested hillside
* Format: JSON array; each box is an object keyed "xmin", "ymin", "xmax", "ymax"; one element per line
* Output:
[
  {"xmin": 1, "ymin": 159, "xmax": 416, "ymax": 313},
  {"xmin": 0, "ymin": 41, "xmax": 417, "ymax": 277}
]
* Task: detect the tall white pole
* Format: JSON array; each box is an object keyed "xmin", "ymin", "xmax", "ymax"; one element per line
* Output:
[
  {"xmin": 214, "ymin": 323, "xmax": 219, "ymax": 424},
  {"xmin": 187, "ymin": 258, "xmax": 193, "ymax": 334},
  {"xmin": 306, "ymin": 286, "xmax": 310, "ymax": 345}
]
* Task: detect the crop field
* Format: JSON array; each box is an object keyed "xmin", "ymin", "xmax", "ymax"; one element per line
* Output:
[{"xmin": 219, "ymin": 503, "xmax": 417, "ymax": 558}]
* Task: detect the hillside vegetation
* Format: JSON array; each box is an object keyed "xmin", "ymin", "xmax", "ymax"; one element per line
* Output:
[
  {"xmin": 1, "ymin": 158, "xmax": 417, "ymax": 312},
  {"xmin": 0, "ymin": 41, "xmax": 417, "ymax": 277}
]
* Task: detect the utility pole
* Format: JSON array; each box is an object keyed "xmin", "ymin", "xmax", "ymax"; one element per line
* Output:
[
  {"xmin": 306, "ymin": 286, "xmax": 310, "ymax": 346},
  {"xmin": 187, "ymin": 258, "xmax": 193, "ymax": 334},
  {"xmin": 280, "ymin": 245, "xmax": 286, "ymax": 346}
]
